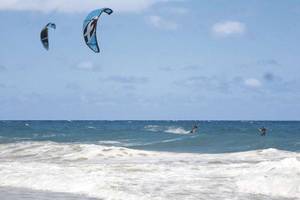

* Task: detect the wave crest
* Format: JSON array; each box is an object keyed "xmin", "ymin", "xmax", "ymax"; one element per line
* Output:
[
  {"xmin": 165, "ymin": 127, "xmax": 190, "ymax": 134},
  {"xmin": 144, "ymin": 125, "xmax": 191, "ymax": 135},
  {"xmin": 0, "ymin": 142, "xmax": 299, "ymax": 199}
]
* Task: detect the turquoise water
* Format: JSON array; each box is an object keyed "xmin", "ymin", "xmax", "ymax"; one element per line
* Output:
[{"xmin": 0, "ymin": 120, "xmax": 299, "ymax": 153}]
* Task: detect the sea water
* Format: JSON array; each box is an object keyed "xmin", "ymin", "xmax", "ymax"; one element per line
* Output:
[{"xmin": 0, "ymin": 121, "xmax": 299, "ymax": 200}]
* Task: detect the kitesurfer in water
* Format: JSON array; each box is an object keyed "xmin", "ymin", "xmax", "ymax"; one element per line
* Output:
[
  {"xmin": 259, "ymin": 127, "xmax": 267, "ymax": 136},
  {"xmin": 190, "ymin": 125, "xmax": 198, "ymax": 133}
]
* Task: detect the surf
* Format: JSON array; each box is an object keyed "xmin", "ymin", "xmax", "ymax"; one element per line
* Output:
[{"xmin": 0, "ymin": 141, "xmax": 299, "ymax": 199}]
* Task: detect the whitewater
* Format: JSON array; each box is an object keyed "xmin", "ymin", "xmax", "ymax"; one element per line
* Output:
[
  {"xmin": 0, "ymin": 142, "xmax": 299, "ymax": 200},
  {"xmin": 0, "ymin": 121, "xmax": 299, "ymax": 199}
]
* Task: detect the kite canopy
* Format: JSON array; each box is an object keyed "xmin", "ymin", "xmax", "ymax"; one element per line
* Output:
[
  {"xmin": 83, "ymin": 8, "xmax": 113, "ymax": 53},
  {"xmin": 40, "ymin": 23, "xmax": 56, "ymax": 50}
]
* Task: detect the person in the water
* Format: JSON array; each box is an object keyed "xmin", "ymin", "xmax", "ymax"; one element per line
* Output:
[
  {"xmin": 190, "ymin": 125, "xmax": 198, "ymax": 133},
  {"xmin": 259, "ymin": 127, "xmax": 267, "ymax": 136}
]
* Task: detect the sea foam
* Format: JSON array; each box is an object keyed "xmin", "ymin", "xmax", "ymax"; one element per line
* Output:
[{"xmin": 0, "ymin": 142, "xmax": 299, "ymax": 199}]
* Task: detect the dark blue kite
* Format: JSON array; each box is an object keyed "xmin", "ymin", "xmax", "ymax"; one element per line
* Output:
[
  {"xmin": 83, "ymin": 8, "xmax": 113, "ymax": 53},
  {"xmin": 40, "ymin": 23, "xmax": 56, "ymax": 50}
]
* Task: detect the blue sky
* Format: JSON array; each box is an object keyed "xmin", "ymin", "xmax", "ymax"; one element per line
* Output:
[{"xmin": 0, "ymin": 0, "xmax": 299, "ymax": 120}]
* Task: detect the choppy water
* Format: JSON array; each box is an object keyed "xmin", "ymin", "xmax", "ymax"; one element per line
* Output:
[{"xmin": 0, "ymin": 121, "xmax": 299, "ymax": 200}]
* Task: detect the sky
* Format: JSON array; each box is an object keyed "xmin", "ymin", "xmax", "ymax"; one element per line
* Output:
[{"xmin": 0, "ymin": 0, "xmax": 299, "ymax": 120}]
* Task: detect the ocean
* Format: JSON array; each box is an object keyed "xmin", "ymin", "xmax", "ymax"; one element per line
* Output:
[{"xmin": 0, "ymin": 120, "xmax": 299, "ymax": 200}]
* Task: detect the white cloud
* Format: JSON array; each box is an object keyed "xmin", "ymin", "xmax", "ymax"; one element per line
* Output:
[
  {"xmin": 0, "ymin": 0, "xmax": 171, "ymax": 13},
  {"xmin": 106, "ymin": 76, "xmax": 149, "ymax": 84},
  {"xmin": 244, "ymin": 78, "xmax": 262, "ymax": 88},
  {"xmin": 166, "ymin": 7, "xmax": 188, "ymax": 15},
  {"xmin": 148, "ymin": 15, "xmax": 178, "ymax": 30},
  {"xmin": 74, "ymin": 61, "xmax": 99, "ymax": 71},
  {"xmin": 212, "ymin": 21, "xmax": 246, "ymax": 37}
]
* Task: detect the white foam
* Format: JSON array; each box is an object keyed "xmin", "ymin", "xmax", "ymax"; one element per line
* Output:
[
  {"xmin": 165, "ymin": 127, "xmax": 190, "ymax": 134},
  {"xmin": 144, "ymin": 125, "xmax": 191, "ymax": 135},
  {"xmin": 97, "ymin": 140, "xmax": 122, "ymax": 145},
  {"xmin": 236, "ymin": 157, "xmax": 300, "ymax": 197},
  {"xmin": 0, "ymin": 142, "xmax": 299, "ymax": 199},
  {"xmin": 144, "ymin": 125, "xmax": 161, "ymax": 132},
  {"xmin": 86, "ymin": 126, "xmax": 96, "ymax": 129}
]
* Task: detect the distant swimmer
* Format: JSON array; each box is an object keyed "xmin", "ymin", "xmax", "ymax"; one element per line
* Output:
[
  {"xmin": 190, "ymin": 125, "xmax": 198, "ymax": 134},
  {"xmin": 258, "ymin": 127, "xmax": 267, "ymax": 136}
]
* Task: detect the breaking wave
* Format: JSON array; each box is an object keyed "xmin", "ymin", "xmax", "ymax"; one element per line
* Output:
[
  {"xmin": 144, "ymin": 125, "xmax": 191, "ymax": 135},
  {"xmin": 0, "ymin": 142, "xmax": 298, "ymax": 199}
]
